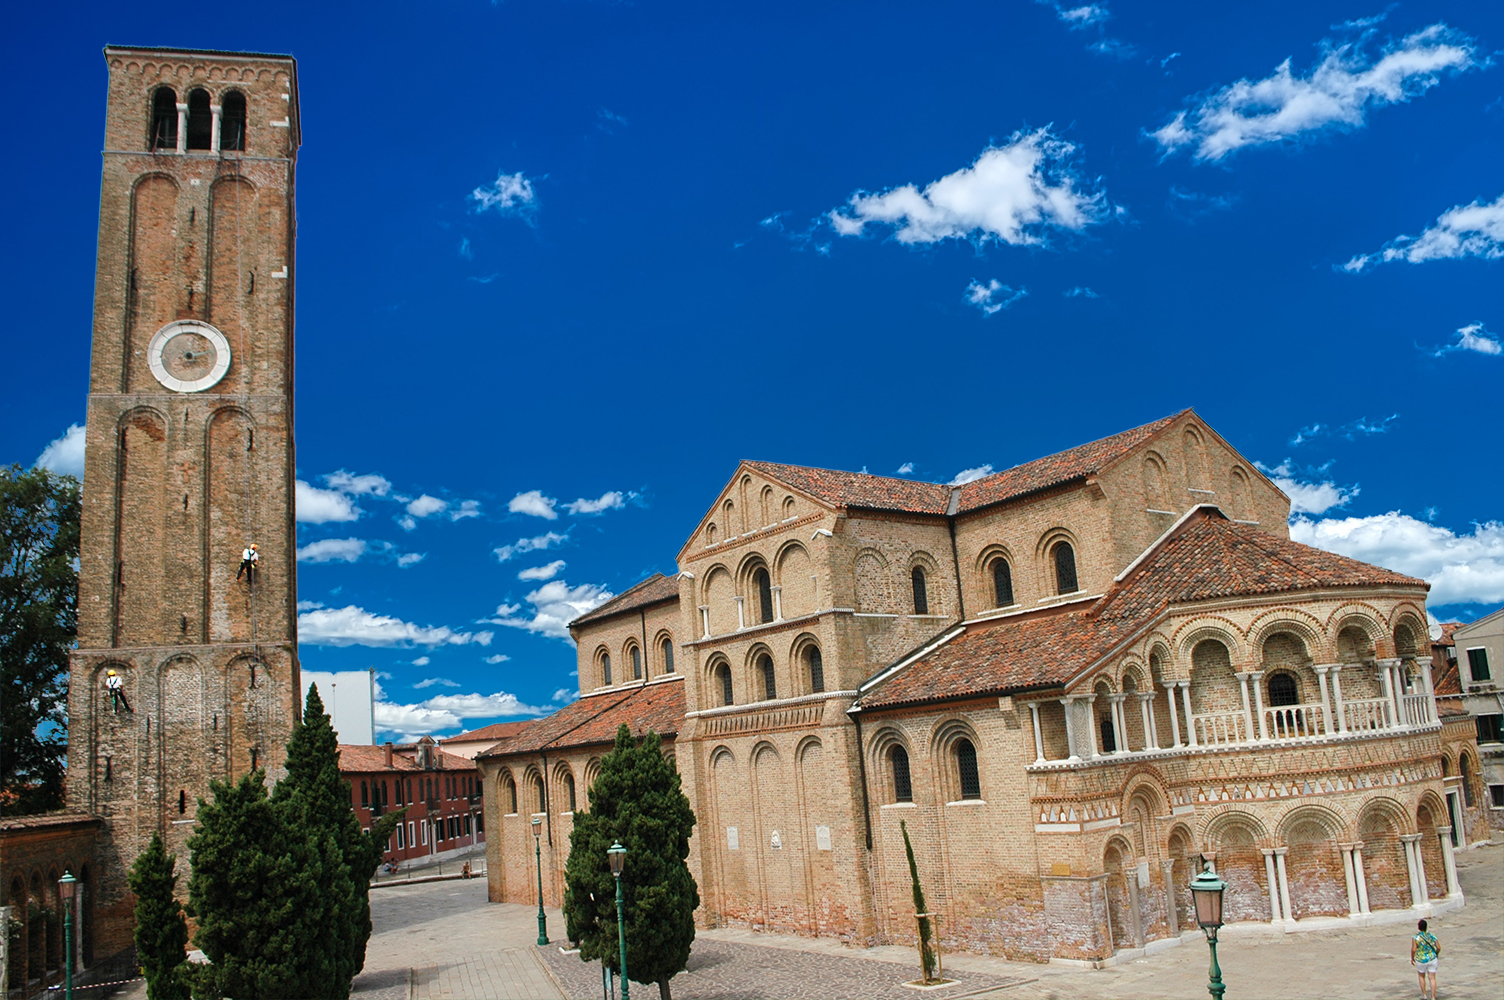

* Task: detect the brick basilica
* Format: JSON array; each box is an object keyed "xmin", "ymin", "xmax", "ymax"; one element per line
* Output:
[{"xmin": 478, "ymin": 409, "xmax": 1472, "ymax": 964}]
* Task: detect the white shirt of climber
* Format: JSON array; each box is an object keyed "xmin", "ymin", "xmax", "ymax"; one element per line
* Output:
[
  {"xmin": 242, "ymin": 548, "xmax": 259, "ymax": 563},
  {"xmin": 106, "ymin": 674, "xmax": 123, "ymax": 691}
]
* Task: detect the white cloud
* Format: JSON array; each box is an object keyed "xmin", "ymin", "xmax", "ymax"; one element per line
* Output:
[
  {"xmin": 1256, "ymin": 460, "xmax": 1358, "ymax": 515},
  {"xmin": 324, "ymin": 470, "xmax": 391, "ymax": 496},
  {"xmin": 829, "ymin": 128, "xmax": 1109, "ymax": 246},
  {"xmin": 1153, "ymin": 24, "xmax": 1478, "ymax": 162},
  {"xmin": 483, "ymin": 654, "xmax": 512, "ymax": 664},
  {"xmin": 1448, "ymin": 323, "xmax": 1502, "ymax": 356},
  {"xmin": 518, "ymin": 560, "xmax": 567, "ymax": 581},
  {"xmin": 965, "ymin": 279, "xmax": 1027, "ymax": 316},
  {"xmin": 470, "ymin": 171, "xmax": 538, "ymax": 219},
  {"xmin": 1292, "ymin": 513, "xmax": 1504, "ymax": 607},
  {"xmin": 396, "ymin": 552, "xmax": 426, "ymax": 568},
  {"xmin": 1054, "ymin": 4, "xmax": 1108, "ymax": 29},
  {"xmin": 413, "ymin": 677, "xmax": 460, "ymax": 689},
  {"xmin": 458, "ymin": 237, "xmax": 473, "ymax": 260},
  {"xmin": 482, "ymin": 580, "xmax": 615, "ymax": 641},
  {"xmin": 896, "ymin": 462, "xmax": 915, "ymax": 475},
  {"xmin": 553, "ymin": 688, "xmax": 578, "ymax": 703},
  {"xmin": 494, "ymin": 531, "xmax": 568, "ymax": 563},
  {"xmin": 298, "ymin": 604, "xmax": 494, "ymax": 648},
  {"xmin": 420, "ymin": 691, "xmax": 553, "ymax": 719},
  {"xmin": 411, "ymin": 656, "xmax": 430, "ymax": 666},
  {"xmin": 298, "ymin": 599, "xmax": 325, "ymax": 612},
  {"xmin": 449, "ymin": 499, "xmax": 482, "ymax": 521},
  {"xmin": 564, "ymin": 491, "xmax": 629, "ymax": 515},
  {"xmin": 398, "ymin": 516, "xmax": 417, "ymax": 531},
  {"xmin": 296, "ymin": 480, "xmax": 360, "ymax": 523},
  {"xmin": 296, "ymin": 538, "xmax": 368, "ymax": 563},
  {"xmin": 1064, "ymin": 286, "xmax": 1099, "ymax": 298},
  {"xmin": 1288, "ymin": 414, "xmax": 1399, "ymax": 445},
  {"xmin": 949, "ymin": 464, "xmax": 995, "ymax": 486},
  {"xmin": 35, "ymin": 423, "xmax": 85, "ymax": 479},
  {"xmin": 406, "ymin": 494, "xmax": 448, "ymax": 519},
  {"xmin": 508, "ymin": 490, "xmax": 559, "ymax": 519},
  {"xmin": 1345, "ymin": 192, "xmax": 1504, "ymax": 271}
]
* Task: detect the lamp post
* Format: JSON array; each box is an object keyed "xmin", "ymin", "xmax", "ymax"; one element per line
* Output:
[
  {"xmin": 608, "ymin": 841, "xmax": 629, "ymax": 1000},
  {"xmin": 58, "ymin": 871, "xmax": 77, "ymax": 1000},
  {"xmin": 1188, "ymin": 861, "xmax": 1227, "ymax": 1000},
  {"xmin": 532, "ymin": 815, "xmax": 549, "ymax": 946}
]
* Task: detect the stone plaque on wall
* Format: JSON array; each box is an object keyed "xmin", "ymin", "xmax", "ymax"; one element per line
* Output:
[
  {"xmin": 726, "ymin": 826, "xmax": 739, "ymax": 850},
  {"xmin": 815, "ymin": 825, "xmax": 832, "ymax": 851},
  {"xmin": 770, "ymin": 830, "xmax": 783, "ymax": 850},
  {"xmin": 1137, "ymin": 861, "xmax": 1151, "ymax": 888}
]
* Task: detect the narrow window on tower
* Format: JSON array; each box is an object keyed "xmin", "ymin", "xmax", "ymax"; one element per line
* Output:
[
  {"xmin": 186, "ymin": 89, "xmax": 213, "ymax": 150},
  {"xmin": 807, "ymin": 646, "xmax": 825, "ymax": 694},
  {"xmin": 755, "ymin": 568, "xmax": 774, "ymax": 624},
  {"xmin": 759, "ymin": 654, "xmax": 776, "ymax": 700},
  {"xmin": 662, "ymin": 638, "xmax": 675, "ymax": 673},
  {"xmin": 889, "ymin": 745, "xmax": 913, "ymax": 803},
  {"xmin": 992, "ymin": 558, "xmax": 1014, "ymax": 607},
  {"xmin": 911, "ymin": 567, "xmax": 929, "ymax": 615},
  {"xmin": 150, "ymin": 87, "xmax": 178, "ymax": 150},
  {"xmin": 179, "ymin": 790, "xmax": 187, "ymax": 814},
  {"xmin": 631, "ymin": 645, "xmax": 642, "ymax": 680},
  {"xmin": 220, "ymin": 90, "xmax": 248, "ymax": 151},
  {"xmin": 1053, "ymin": 542, "xmax": 1079, "ymax": 595}
]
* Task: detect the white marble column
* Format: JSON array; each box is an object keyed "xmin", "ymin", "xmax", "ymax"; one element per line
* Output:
[
  {"xmin": 1420, "ymin": 659, "xmax": 1437, "ymax": 724},
  {"xmin": 210, "ymin": 104, "xmax": 223, "ymax": 151},
  {"xmin": 1139, "ymin": 693, "xmax": 1156, "ymax": 750},
  {"xmin": 1377, "ymin": 662, "xmax": 1396, "ymax": 728},
  {"xmin": 1314, "ymin": 664, "xmax": 1334, "ymax": 735},
  {"xmin": 1235, "ymin": 672, "xmax": 1255, "ymax": 742},
  {"xmin": 771, "ymin": 585, "xmax": 783, "ymax": 622},
  {"xmin": 176, "ymin": 102, "xmax": 188, "ymax": 153},
  {"xmin": 1179, "ymin": 681, "xmax": 1198, "ymax": 747},
  {"xmin": 1061, "ymin": 698, "xmax": 1080, "ymax": 761},
  {"xmin": 1353, "ymin": 843, "xmax": 1371, "ymax": 913},
  {"xmin": 1274, "ymin": 847, "xmax": 1294, "ymax": 922},
  {"xmin": 1340, "ymin": 844, "xmax": 1361, "ymax": 916},
  {"xmin": 1437, "ymin": 827, "xmax": 1462, "ymax": 898},
  {"xmin": 1162, "ymin": 860, "xmax": 1179, "ymax": 935},
  {"xmin": 1029, "ymin": 702, "xmax": 1046, "ymax": 765},
  {"xmin": 1112, "ymin": 695, "xmax": 1130, "ymax": 754},
  {"xmin": 734, "ymin": 595, "xmax": 746, "ymax": 630},
  {"xmin": 1330, "ymin": 665, "xmax": 1347, "ymax": 733},
  {"xmin": 1163, "ymin": 683, "xmax": 1183, "ymax": 748},
  {"xmin": 698, "ymin": 605, "xmax": 710, "ymax": 639},
  {"xmin": 1250, "ymin": 670, "xmax": 1267, "ymax": 741},
  {"xmin": 1085, "ymin": 695, "xmax": 1100, "ymax": 758},
  {"xmin": 1262, "ymin": 849, "xmax": 1282, "ymax": 924},
  {"xmin": 1401, "ymin": 834, "xmax": 1427, "ymax": 906}
]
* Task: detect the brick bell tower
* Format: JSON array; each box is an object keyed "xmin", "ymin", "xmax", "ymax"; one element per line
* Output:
[{"xmin": 68, "ymin": 46, "xmax": 302, "ymax": 936}]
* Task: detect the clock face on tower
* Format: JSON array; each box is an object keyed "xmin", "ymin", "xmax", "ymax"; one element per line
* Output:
[{"xmin": 147, "ymin": 320, "xmax": 233, "ymax": 392}]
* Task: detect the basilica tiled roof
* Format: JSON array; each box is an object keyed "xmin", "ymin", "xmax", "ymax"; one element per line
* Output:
[
  {"xmin": 569, "ymin": 573, "xmax": 680, "ymax": 628},
  {"xmin": 746, "ymin": 411, "xmax": 1190, "ymax": 517},
  {"xmin": 479, "ymin": 678, "xmax": 686, "ymax": 756},
  {"xmin": 441, "ymin": 720, "xmax": 533, "ymax": 749},
  {"xmin": 337, "ymin": 745, "xmax": 474, "ymax": 772},
  {"xmin": 856, "ymin": 509, "xmax": 1427, "ymax": 711}
]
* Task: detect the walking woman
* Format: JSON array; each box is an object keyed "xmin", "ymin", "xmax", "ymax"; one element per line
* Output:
[{"xmin": 1411, "ymin": 918, "xmax": 1440, "ymax": 1000}]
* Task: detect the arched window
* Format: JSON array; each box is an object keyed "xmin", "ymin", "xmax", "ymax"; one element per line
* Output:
[
  {"xmin": 220, "ymin": 90, "xmax": 247, "ymax": 151},
  {"xmin": 992, "ymin": 558, "xmax": 1014, "ymax": 607},
  {"xmin": 505, "ymin": 776, "xmax": 518, "ymax": 814},
  {"xmin": 150, "ymin": 87, "xmax": 177, "ymax": 150},
  {"xmin": 912, "ymin": 567, "xmax": 929, "ymax": 615},
  {"xmin": 1053, "ymin": 542, "xmax": 1078, "ymax": 594},
  {"xmin": 186, "ymin": 89, "xmax": 212, "ymax": 150},
  {"xmin": 807, "ymin": 646, "xmax": 825, "ymax": 694},
  {"xmin": 954, "ymin": 738, "xmax": 981, "ymax": 800},
  {"xmin": 564, "ymin": 774, "xmax": 577, "ymax": 812},
  {"xmin": 755, "ymin": 568, "xmax": 774, "ymax": 624},
  {"xmin": 601, "ymin": 652, "xmax": 612, "ymax": 686},
  {"xmin": 890, "ymin": 745, "xmax": 913, "ymax": 803},
  {"xmin": 716, "ymin": 663, "xmax": 734, "ymax": 706},
  {"xmin": 630, "ymin": 645, "xmax": 642, "ymax": 680},
  {"xmin": 1460, "ymin": 753, "xmax": 1475, "ymax": 807},
  {"xmin": 1268, "ymin": 673, "xmax": 1298, "ymax": 707},
  {"xmin": 1099, "ymin": 714, "xmax": 1116, "ymax": 753},
  {"xmin": 662, "ymin": 638, "xmax": 675, "ymax": 673},
  {"xmin": 758, "ymin": 654, "xmax": 777, "ymax": 700}
]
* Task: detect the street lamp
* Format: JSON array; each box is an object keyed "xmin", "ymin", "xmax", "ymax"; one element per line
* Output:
[
  {"xmin": 58, "ymin": 871, "xmax": 77, "ymax": 1000},
  {"xmin": 531, "ymin": 815, "xmax": 548, "ymax": 946},
  {"xmin": 608, "ymin": 842, "xmax": 629, "ymax": 1000},
  {"xmin": 1188, "ymin": 861, "xmax": 1227, "ymax": 1000}
]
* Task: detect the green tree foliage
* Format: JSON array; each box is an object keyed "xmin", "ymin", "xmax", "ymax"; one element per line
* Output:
[
  {"xmin": 901, "ymin": 820, "xmax": 937, "ymax": 982},
  {"xmin": 0, "ymin": 464, "xmax": 80, "ymax": 814},
  {"xmin": 128, "ymin": 832, "xmax": 190, "ymax": 1000},
  {"xmin": 564, "ymin": 725, "xmax": 698, "ymax": 1000},
  {"xmin": 186, "ymin": 686, "xmax": 402, "ymax": 999}
]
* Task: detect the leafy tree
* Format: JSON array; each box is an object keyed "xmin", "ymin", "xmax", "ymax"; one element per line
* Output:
[
  {"xmin": 128, "ymin": 832, "xmax": 190, "ymax": 1000},
  {"xmin": 564, "ymin": 725, "xmax": 698, "ymax": 1000},
  {"xmin": 0, "ymin": 464, "xmax": 79, "ymax": 814},
  {"xmin": 901, "ymin": 820, "xmax": 938, "ymax": 983}
]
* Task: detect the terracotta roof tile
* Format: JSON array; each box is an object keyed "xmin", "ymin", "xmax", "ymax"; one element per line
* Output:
[
  {"xmin": 859, "ymin": 509, "xmax": 1427, "ymax": 711},
  {"xmin": 569, "ymin": 573, "xmax": 680, "ymax": 628},
  {"xmin": 742, "ymin": 462, "xmax": 952, "ymax": 515},
  {"xmin": 337, "ymin": 744, "xmax": 476, "ymax": 773},
  {"xmin": 440, "ymin": 721, "xmax": 533, "ymax": 746},
  {"xmin": 480, "ymin": 679, "xmax": 686, "ymax": 756}
]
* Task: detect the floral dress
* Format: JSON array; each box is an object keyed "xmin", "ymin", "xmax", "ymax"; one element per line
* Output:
[{"xmin": 1413, "ymin": 931, "xmax": 1439, "ymax": 965}]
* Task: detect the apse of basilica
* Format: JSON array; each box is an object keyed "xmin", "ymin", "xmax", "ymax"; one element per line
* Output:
[{"xmin": 479, "ymin": 409, "xmax": 1470, "ymax": 964}]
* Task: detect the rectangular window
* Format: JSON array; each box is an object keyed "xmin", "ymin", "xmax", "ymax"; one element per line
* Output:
[
  {"xmin": 464, "ymin": 815, "xmax": 472, "ymax": 836},
  {"xmin": 397, "ymin": 824, "xmax": 405, "ymax": 849},
  {"xmin": 421, "ymin": 820, "xmax": 427, "ymax": 845},
  {"xmin": 1467, "ymin": 647, "xmax": 1491, "ymax": 682},
  {"xmin": 1477, "ymin": 714, "xmax": 1503, "ymax": 744},
  {"xmin": 408, "ymin": 821, "xmax": 415, "ymax": 848},
  {"xmin": 1490, "ymin": 785, "xmax": 1504, "ymax": 809}
]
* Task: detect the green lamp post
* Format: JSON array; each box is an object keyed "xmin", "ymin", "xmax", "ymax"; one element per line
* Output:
[
  {"xmin": 531, "ymin": 814, "xmax": 549, "ymax": 946},
  {"xmin": 1188, "ymin": 861, "xmax": 1227, "ymax": 1000},
  {"xmin": 608, "ymin": 841, "xmax": 629, "ymax": 1000},
  {"xmin": 58, "ymin": 871, "xmax": 78, "ymax": 1000}
]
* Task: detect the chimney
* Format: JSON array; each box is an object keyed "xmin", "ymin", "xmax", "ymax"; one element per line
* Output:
[{"xmin": 384, "ymin": 741, "xmax": 394, "ymax": 768}]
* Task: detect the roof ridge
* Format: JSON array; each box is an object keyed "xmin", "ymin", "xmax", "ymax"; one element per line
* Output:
[
  {"xmin": 973, "ymin": 410, "xmax": 1185, "ymax": 482},
  {"xmin": 744, "ymin": 459, "xmax": 948, "ymax": 489}
]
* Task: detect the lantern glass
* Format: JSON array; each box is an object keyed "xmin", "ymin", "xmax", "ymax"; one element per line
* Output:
[
  {"xmin": 608, "ymin": 841, "xmax": 626, "ymax": 877},
  {"xmin": 1188, "ymin": 862, "xmax": 1225, "ymax": 930},
  {"xmin": 530, "ymin": 814, "xmax": 542, "ymax": 836},
  {"xmin": 58, "ymin": 872, "xmax": 77, "ymax": 902}
]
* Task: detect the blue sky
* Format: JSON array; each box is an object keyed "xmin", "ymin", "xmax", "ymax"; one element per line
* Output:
[{"xmin": 7, "ymin": 1, "xmax": 1502, "ymax": 741}]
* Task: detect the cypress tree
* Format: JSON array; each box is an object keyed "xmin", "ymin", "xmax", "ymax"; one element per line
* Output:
[
  {"xmin": 128, "ymin": 831, "xmax": 189, "ymax": 1000},
  {"xmin": 564, "ymin": 725, "xmax": 698, "ymax": 1000},
  {"xmin": 901, "ymin": 820, "xmax": 938, "ymax": 983}
]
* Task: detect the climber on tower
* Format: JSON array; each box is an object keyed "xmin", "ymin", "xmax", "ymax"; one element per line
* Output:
[
  {"xmin": 105, "ymin": 669, "xmax": 132, "ymax": 714},
  {"xmin": 237, "ymin": 543, "xmax": 259, "ymax": 584}
]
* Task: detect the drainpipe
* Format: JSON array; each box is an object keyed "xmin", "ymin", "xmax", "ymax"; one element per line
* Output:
[
  {"xmin": 851, "ymin": 707, "xmax": 873, "ymax": 850},
  {"xmin": 946, "ymin": 488, "xmax": 966, "ymax": 621},
  {"xmin": 540, "ymin": 751, "xmax": 552, "ymax": 847}
]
